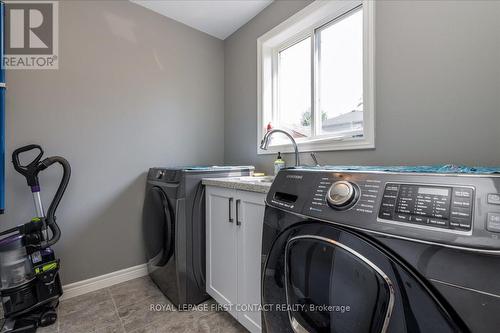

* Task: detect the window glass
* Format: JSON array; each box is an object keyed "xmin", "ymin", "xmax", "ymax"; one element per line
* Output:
[
  {"xmin": 318, "ymin": 9, "xmax": 363, "ymax": 136},
  {"xmin": 278, "ymin": 37, "xmax": 311, "ymax": 139},
  {"xmin": 258, "ymin": 2, "xmax": 374, "ymax": 152}
]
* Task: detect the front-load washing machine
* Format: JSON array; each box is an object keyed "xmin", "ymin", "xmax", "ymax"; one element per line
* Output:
[
  {"xmin": 142, "ymin": 166, "xmax": 253, "ymax": 307},
  {"xmin": 262, "ymin": 166, "xmax": 500, "ymax": 332}
]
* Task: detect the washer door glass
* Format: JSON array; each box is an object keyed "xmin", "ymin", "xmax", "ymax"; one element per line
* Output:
[
  {"xmin": 286, "ymin": 236, "xmax": 392, "ymax": 333},
  {"xmin": 142, "ymin": 186, "xmax": 174, "ymax": 268},
  {"xmin": 262, "ymin": 222, "xmax": 466, "ymax": 333}
]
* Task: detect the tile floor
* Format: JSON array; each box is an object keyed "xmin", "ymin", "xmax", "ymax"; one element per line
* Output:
[{"xmin": 2, "ymin": 276, "xmax": 246, "ymax": 333}]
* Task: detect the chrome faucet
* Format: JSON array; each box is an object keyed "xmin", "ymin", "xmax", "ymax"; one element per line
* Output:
[{"xmin": 260, "ymin": 129, "xmax": 300, "ymax": 166}]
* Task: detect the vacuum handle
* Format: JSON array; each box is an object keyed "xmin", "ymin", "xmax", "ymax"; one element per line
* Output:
[{"xmin": 12, "ymin": 144, "xmax": 45, "ymax": 188}]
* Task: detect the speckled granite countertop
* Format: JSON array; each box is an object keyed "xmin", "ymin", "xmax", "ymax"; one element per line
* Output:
[{"xmin": 202, "ymin": 176, "xmax": 273, "ymax": 194}]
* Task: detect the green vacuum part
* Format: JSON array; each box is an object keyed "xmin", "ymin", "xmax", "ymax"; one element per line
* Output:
[{"xmin": 34, "ymin": 261, "xmax": 59, "ymax": 275}]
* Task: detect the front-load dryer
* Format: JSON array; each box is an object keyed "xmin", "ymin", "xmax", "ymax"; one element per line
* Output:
[
  {"xmin": 262, "ymin": 166, "xmax": 500, "ymax": 333},
  {"xmin": 142, "ymin": 166, "xmax": 253, "ymax": 307}
]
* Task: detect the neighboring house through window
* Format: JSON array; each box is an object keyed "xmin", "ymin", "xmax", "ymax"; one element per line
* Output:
[{"xmin": 257, "ymin": 0, "xmax": 375, "ymax": 154}]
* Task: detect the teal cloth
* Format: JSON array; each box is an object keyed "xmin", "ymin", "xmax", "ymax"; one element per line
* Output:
[{"xmin": 295, "ymin": 165, "xmax": 500, "ymax": 174}]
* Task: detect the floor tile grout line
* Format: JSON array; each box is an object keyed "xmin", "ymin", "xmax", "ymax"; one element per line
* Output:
[
  {"xmin": 107, "ymin": 288, "xmax": 127, "ymax": 333},
  {"xmin": 115, "ymin": 293, "xmax": 176, "ymax": 333},
  {"xmin": 108, "ymin": 277, "xmax": 165, "ymax": 332},
  {"xmin": 114, "ymin": 292, "xmax": 166, "ymax": 312},
  {"xmin": 112, "ymin": 280, "xmax": 187, "ymax": 333},
  {"xmin": 111, "ymin": 280, "xmax": 173, "ymax": 313},
  {"xmin": 57, "ymin": 294, "xmax": 113, "ymax": 320},
  {"xmin": 108, "ymin": 277, "xmax": 159, "ymax": 309}
]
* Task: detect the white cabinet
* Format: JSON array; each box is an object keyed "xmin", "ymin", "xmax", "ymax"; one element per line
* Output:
[
  {"xmin": 235, "ymin": 190, "xmax": 266, "ymax": 332},
  {"xmin": 205, "ymin": 186, "xmax": 238, "ymax": 317},
  {"xmin": 206, "ymin": 186, "xmax": 266, "ymax": 333}
]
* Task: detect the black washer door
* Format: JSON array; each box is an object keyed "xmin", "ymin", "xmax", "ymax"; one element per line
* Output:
[
  {"xmin": 262, "ymin": 222, "xmax": 467, "ymax": 333},
  {"xmin": 142, "ymin": 186, "xmax": 174, "ymax": 268}
]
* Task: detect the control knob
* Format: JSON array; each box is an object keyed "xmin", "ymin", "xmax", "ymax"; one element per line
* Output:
[{"xmin": 326, "ymin": 181, "xmax": 358, "ymax": 209}]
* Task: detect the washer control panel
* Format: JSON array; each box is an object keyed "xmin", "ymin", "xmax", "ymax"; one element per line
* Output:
[
  {"xmin": 378, "ymin": 183, "xmax": 473, "ymax": 231},
  {"xmin": 266, "ymin": 168, "xmax": 500, "ymax": 252}
]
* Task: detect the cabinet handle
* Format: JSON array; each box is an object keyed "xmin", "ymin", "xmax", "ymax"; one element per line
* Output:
[
  {"xmin": 228, "ymin": 198, "xmax": 234, "ymax": 223},
  {"xmin": 236, "ymin": 199, "xmax": 241, "ymax": 226}
]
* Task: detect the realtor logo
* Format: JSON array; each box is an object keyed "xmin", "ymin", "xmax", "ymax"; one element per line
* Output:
[{"xmin": 3, "ymin": 1, "xmax": 59, "ymax": 69}]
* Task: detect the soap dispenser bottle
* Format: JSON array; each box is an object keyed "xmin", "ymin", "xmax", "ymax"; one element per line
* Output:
[{"xmin": 274, "ymin": 152, "xmax": 286, "ymax": 175}]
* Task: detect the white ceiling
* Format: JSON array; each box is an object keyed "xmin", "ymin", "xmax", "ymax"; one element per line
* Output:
[{"xmin": 132, "ymin": 0, "xmax": 273, "ymax": 40}]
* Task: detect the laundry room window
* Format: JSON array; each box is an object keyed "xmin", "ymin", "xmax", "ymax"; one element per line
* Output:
[{"xmin": 257, "ymin": 0, "xmax": 375, "ymax": 154}]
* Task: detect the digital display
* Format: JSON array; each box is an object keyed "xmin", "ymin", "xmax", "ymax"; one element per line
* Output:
[
  {"xmin": 380, "ymin": 183, "xmax": 473, "ymax": 231},
  {"xmin": 418, "ymin": 187, "xmax": 449, "ymax": 196}
]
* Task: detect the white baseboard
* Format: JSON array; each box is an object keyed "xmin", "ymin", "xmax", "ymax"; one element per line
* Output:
[{"xmin": 61, "ymin": 263, "xmax": 149, "ymax": 300}]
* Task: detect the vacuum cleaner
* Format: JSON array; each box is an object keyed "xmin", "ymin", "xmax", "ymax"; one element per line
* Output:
[{"xmin": 0, "ymin": 144, "xmax": 70, "ymax": 332}]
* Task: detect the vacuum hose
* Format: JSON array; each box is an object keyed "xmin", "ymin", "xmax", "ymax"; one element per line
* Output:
[{"xmin": 39, "ymin": 156, "xmax": 71, "ymax": 248}]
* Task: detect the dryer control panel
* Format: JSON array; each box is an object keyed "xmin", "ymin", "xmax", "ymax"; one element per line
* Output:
[{"xmin": 379, "ymin": 183, "xmax": 473, "ymax": 232}]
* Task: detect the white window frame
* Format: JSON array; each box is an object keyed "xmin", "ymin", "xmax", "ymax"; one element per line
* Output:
[{"xmin": 257, "ymin": 0, "xmax": 375, "ymax": 155}]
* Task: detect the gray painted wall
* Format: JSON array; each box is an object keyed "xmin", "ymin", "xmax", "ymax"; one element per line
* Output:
[
  {"xmin": 1, "ymin": 0, "xmax": 498, "ymax": 286},
  {"xmin": 224, "ymin": 0, "xmax": 500, "ymax": 174},
  {"xmin": 0, "ymin": 1, "xmax": 225, "ymax": 284}
]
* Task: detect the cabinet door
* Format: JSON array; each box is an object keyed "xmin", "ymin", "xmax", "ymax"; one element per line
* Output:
[
  {"xmin": 235, "ymin": 190, "xmax": 266, "ymax": 333},
  {"xmin": 206, "ymin": 186, "xmax": 238, "ymax": 317}
]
